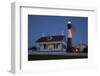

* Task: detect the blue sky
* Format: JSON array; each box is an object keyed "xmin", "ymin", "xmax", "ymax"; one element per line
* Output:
[{"xmin": 28, "ymin": 15, "xmax": 88, "ymax": 48}]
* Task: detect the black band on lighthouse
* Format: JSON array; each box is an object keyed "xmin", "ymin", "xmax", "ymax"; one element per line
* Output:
[{"xmin": 67, "ymin": 24, "xmax": 72, "ymax": 29}]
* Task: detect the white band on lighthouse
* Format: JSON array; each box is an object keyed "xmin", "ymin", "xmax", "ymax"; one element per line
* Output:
[{"xmin": 68, "ymin": 29, "xmax": 72, "ymax": 38}]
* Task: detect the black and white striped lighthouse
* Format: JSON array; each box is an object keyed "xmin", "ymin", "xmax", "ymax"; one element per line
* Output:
[{"xmin": 67, "ymin": 20, "xmax": 73, "ymax": 52}]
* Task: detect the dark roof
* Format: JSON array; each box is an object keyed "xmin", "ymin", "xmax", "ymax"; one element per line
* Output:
[{"xmin": 36, "ymin": 35, "xmax": 66, "ymax": 42}]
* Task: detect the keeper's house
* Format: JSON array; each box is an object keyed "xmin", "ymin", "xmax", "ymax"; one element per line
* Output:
[{"xmin": 36, "ymin": 35, "xmax": 67, "ymax": 51}]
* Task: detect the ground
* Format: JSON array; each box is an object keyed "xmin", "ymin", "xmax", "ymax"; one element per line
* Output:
[{"xmin": 28, "ymin": 55, "xmax": 88, "ymax": 61}]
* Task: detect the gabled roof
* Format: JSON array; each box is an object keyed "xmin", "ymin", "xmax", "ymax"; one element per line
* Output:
[{"xmin": 36, "ymin": 35, "xmax": 66, "ymax": 43}]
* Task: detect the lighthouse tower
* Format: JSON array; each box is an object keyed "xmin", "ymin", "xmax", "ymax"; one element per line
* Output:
[{"xmin": 67, "ymin": 20, "xmax": 73, "ymax": 52}]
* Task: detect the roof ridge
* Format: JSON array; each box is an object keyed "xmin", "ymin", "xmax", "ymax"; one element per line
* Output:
[{"xmin": 42, "ymin": 34, "xmax": 65, "ymax": 37}]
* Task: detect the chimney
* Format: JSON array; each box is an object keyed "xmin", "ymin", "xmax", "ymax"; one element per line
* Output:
[
  {"xmin": 61, "ymin": 31, "xmax": 64, "ymax": 35},
  {"xmin": 42, "ymin": 32, "xmax": 45, "ymax": 37}
]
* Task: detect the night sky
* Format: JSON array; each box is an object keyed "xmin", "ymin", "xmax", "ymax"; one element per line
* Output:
[{"xmin": 28, "ymin": 15, "xmax": 88, "ymax": 48}]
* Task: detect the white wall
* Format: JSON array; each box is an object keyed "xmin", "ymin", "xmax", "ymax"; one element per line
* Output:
[{"xmin": 0, "ymin": 0, "xmax": 100, "ymax": 76}]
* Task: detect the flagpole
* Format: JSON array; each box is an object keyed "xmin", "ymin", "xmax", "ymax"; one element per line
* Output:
[{"xmin": 80, "ymin": 20, "xmax": 83, "ymax": 51}]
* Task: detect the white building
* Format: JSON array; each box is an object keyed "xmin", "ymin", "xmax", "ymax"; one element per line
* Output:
[{"xmin": 36, "ymin": 35, "xmax": 67, "ymax": 52}]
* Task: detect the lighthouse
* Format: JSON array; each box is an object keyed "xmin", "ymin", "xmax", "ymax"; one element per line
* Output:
[{"xmin": 67, "ymin": 20, "xmax": 73, "ymax": 52}]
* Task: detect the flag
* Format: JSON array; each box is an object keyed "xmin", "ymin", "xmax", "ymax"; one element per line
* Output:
[{"xmin": 71, "ymin": 24, "xmax": 77, "ymax": 35}]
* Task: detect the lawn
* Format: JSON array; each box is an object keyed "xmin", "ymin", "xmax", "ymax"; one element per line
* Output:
[{"xmin": 28, "ymin": 55, "xmax": 88, "ymax": 61}]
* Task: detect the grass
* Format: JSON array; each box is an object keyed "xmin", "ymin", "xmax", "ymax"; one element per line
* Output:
[{"xmin": 28, "ymin": 55, "xmax": 88, "ymax": 61}]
